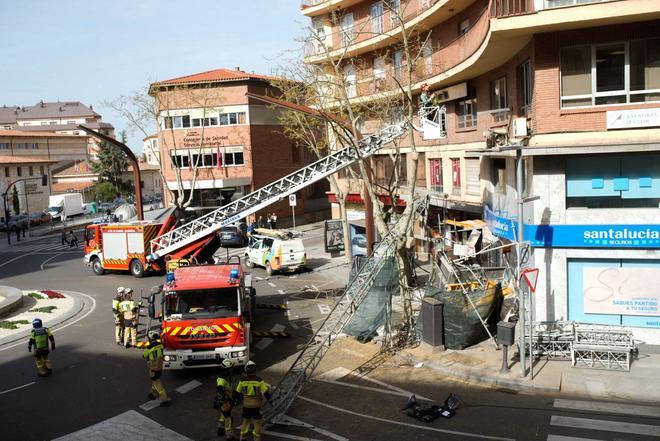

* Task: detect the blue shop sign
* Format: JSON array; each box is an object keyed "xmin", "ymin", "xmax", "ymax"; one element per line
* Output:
[{"xmin": 484, "ymin": 206, "xmax": 660, "ymax": 249}]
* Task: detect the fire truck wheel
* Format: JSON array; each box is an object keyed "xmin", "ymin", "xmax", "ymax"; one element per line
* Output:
[
  {"xmin": 244, "ymin": 256, "xmax": 254, "ymax": 268},
  {"xmin": 265, "ymin": 262, "xmax": 273, "ymax": 277},
  {"xmin": 130, "ymin": 259, "xmax": 145, "ymax": 278},
  {"xmin": 91, "ymin": 258, "xmax": 105, "ymax": 276}
]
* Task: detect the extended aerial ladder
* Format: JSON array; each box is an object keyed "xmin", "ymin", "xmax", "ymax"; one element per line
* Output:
[{"xmin": 148, "ymin": 120, "xmax": 410, "ymax": 260}]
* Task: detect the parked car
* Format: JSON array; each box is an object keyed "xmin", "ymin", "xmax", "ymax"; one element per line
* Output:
[
  {"xmin": 29, "ymin": 211, "xmax": 52, "ymax": 226},
  {"xmin": 244, "ymin": 231, "xmax": 306, "ymax": 276},
  {"xmin": 351, "ymin": 233, "xmax": 367, "ymax": 257},
  {"xmin": 98, "ymin": 202, "xmax": 115, "ymax": 214},
  {"xmin": 219, "ymin": 226, "xmax": 247, "ymax": 248}
]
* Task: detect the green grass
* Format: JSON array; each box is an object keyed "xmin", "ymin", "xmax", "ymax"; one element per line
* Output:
[
  {"xmin": 29, "ymin": 306, "xmax": 57, "ymax": 314},
  {"xmin": 0, "ymin": 320, "xmax": 29, "ymax": 330},
  {"xmin": 28, "ymin": 292, "xmax": 45, "ymax": 300}
]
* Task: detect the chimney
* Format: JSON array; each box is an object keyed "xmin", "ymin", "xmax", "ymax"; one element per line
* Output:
[
  {"xmin": 89, "ymin": 105, "xmax": 93, "ymax": 110},
  {"xmin": 40, "ymin": 100, "xmax": 45, "ymax": 107},
  {"xmin": 235, "ymin": 66, "xmax": 241, "ymax": 71}
]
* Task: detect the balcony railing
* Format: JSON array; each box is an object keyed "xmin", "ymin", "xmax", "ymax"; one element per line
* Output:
[
  {"xmin": 301, "ymin": 0, "xmax": 327, "ymax": 9},
  {"xmin": 490, "ymin": 0, "xmax": 534, "ymax": 17}
]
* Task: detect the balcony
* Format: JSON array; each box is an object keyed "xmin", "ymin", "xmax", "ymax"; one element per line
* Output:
[
  {"xmin": 300, "ymin": 0, "xmax": 364, "ymax": 17},
  {"xmin": 305, "ymin": 0, "xmax": 475, "ymax": 62},
  {"xmin": 490, "ymin": 0, "xmax": 534, "ymax": 17}
]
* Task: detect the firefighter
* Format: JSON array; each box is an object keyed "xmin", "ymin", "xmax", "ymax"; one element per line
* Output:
[
  {"xmin": 215, "ymin": 359, "xmax": 238, "ymax": 439},
  {"xmin": 113, "ymin": 287, "xmax": 125, "ymax": 345},
  {"xmin": 28, "ymin": 318, "xmax": 55, "ymax": 376},
  {"xmin": 142, "ymin": 330, "xmax": 171, "ymax": 406},
  {"xmin": 236, "ymin": 361, "xmax": 271, "ymax": 441},
  {"xmin": 120, "ymin": 288, "xmax": 138, "ymax": 348}
]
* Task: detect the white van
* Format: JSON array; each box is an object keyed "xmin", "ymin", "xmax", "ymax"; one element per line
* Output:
[{"xmin": 244, "ymin": 230, "xmax": 306, "ymax": 276}]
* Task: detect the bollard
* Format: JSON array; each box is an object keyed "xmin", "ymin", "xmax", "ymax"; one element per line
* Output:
[
  {"xmin": 497, "ymin": 321, "xmax": 516, "ymax": 373},
  {"xmin": 422, "ymin": 297, "xmax": 444, "ymax": 350}
]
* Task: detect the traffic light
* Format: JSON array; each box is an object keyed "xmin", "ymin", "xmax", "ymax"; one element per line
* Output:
[{"xmin": 41, "ymin": 174, "xmax": 48, "ymax": 186}]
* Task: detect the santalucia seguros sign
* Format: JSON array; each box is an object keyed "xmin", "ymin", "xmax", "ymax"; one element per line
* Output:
[{"xmin": 484, "ymin": 206, "xmax": 660, "ymax": 249}]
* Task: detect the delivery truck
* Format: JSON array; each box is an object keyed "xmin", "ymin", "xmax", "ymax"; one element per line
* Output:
[{"xmin": 47, "ymin": 193, "xmax": 84, "ymax": 222}]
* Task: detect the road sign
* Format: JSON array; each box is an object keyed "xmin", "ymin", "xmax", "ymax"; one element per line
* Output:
[
  {"xmin": 521, "ymin": 268, "xmax": 539, "ymax": 293},
  {"xmin": 289, "ymin": 194, "xmax": 297, "ymax": 207}
]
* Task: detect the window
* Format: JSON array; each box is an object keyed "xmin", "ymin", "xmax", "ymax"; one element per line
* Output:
[
  {"xmin": 490, "ymin": 77, "xmax": 507, "ymax": 110},
  {"xmin": 164, "ymin": 116, "xmax": 173, "ymax": 129},
  {"xmin": 429, "ymin": 159, "xmax": 442, "ymax": 192},
  {"xmin": 371, "ymin": 2, "xmax": 384, "ymax": 34},
  {"xmin": 374, "ymin": 153, "xmax": 407, "ymax": 187},
  {"xmin": 292, "ymin": 143, "xmax": 301, "ymax": 163},
  {"xmin": 457, "ymin": 98, "xmax": 477, "ymax": 129},
  {"xmin": 343, "ymin": 64, "xmax": 356, "ymax": 98},
  {"xmin": 492, "ymin": 158, "xmax": 506, "ymax": 194},
  {"xmin": 373, "ymin": 56, "xmax": 386, "ymax": 91},
  {"xmin": 41, "ymin": 122, "xmax": 48, "ymax": 126},
  {"xmin": 546, "ymin": 0, "xmax": 609, "ymax": 8},
  {"xmin": 16, "ymin": 166, "xmax": 22, "ymax": 177},
  {"xmin": 518, "ymin": 60, "xmax": 532, "ymax": 116},
  {"xmin": 40, "ymin": 165, "xmax": 44, "ymax": 175},
  {"xmin": 458, "ymin": 19, "xmax": 470, "ymax": 36},
  {"xmin": 219, "ymin": 112, "xmax": 246, "ymax": 126},
  {"xmin": 14, "ymin": 143, "xmax": 36, "ymax": 149},
  {"xmin": 222, "ymin": 147, "xmax": 245, "ymax": 166},
  {"xmin": 0, "ymin": 143, "xmax": 9, "ymax": 150},
  {"xmin": 29, "ymin": 166, "xmax": 33, "ymax": 176},
  {"xmin": 67, "ymin": 120, "xmax": 76, "ymax": 124},
  {"xmin": 392, "ymin": 50, "xmax": 403, "ymax": 80},
  {"xmin": 4, "ymin": 167, "xmax": 9, "ymax": 178},
  {"xmin": 422, "ymin": 41, "xmax": 433, "ymax": 75},
  {"xmin": 388, "ymin": 0, "xmax": 401, "ymax": 26},
  {"xmin": 451, "ymin": 158, "xmax": 461, "ymax": 195},
  {"xmin": 388, "ymin": 106, "xmax": 404, "ymax": 124},
  {"xmin": 49, "ymin": 121, "xmax": 56, "ymax": 125},
  {"xmin": 419, "ymin": 0, "xmax": 431, "ymax": 8},
  {"xmin": 561, "ymin": 39, "xmax": 660, "ymax": 107},
  {"xmin": 173, "ymin": 115, "xmax": 191, "ymax": 128},
  {"xmin": 465, "ymin": 158, "xmax": 480, "ymax": 195},
  {"xmin": 340, "ymin": 13, "xmax": 354, "ymax": 47}
]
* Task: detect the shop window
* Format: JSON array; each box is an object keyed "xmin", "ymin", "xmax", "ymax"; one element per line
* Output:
[
  {"xmin": 451, "ymin": 158, "xmax": 461, "ymax": 195},
  {"xmin": 429, "ymin": 159, "xmax": 442, "ymax": 192}
]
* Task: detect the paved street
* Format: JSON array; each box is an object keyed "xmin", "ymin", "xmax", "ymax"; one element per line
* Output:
[{"xmin": 1, "ymin": 226, "xmax": 660, "ymax": 440}]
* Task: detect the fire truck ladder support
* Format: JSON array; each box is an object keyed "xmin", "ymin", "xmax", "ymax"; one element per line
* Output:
[
  {"xmin": 263, "ymin": 198, "xmax": 427, "ymax": 425},
  {"xmin": 148, "ymin": 121, "xmax": 410, "ymax": 260}
]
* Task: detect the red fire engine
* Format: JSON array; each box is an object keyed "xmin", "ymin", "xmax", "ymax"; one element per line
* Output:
[{"xmin": 147, "ymin": 258, "xmax": 254, "ymax": 369}]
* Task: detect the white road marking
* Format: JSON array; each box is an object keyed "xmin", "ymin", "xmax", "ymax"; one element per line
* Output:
[
  {"xmin": 256, "ymin": 338, "xmax": 273, "ymax": 350},
  {"xmin": 40, "ymin": 252, "xmax": 64, "ymax": 270},
  {"xmin": 272, "ymin": 324, "xmax": 286, "ymax": 332},
  {"xmin": 554, "ymin": 398, "xmax": 660, "ymax": 418},
  {"xmin": 256, "ymin": 276, "xmax": 263, "ymax": 280},
  {"xmin": 550, "ymin": 416, "xmax": 660, "ymax": 436},
  {"xmin": 0, "ymin": 382, "xmax": 35, "ymax": 396},
  {"xmin": 0, "ymin": 291, "xmax": 97, "ymax": 352},
  {"xmin": 298, "ymin": 396, "xmax": 515, "ymax": 441},
  {"xmin": 139, "ymin": 400, "xmax": 163, "ymax": 411},
  {"xmin": 290, "ymin": 275, "xmax": 298, "ymax": 279},
  {"xmin": 262, "ymin": 430, "xmax": 324, "ymax": 441},
  {"xmin": 317, "ymin": 304, "xmax": 331, "ymax": 315},
  {"xmin": 278, "ymin": 289, "xmax": 285, "ymax": 294},
  {"xmin": 315, "ymin": 367, "xmax": 432, "ymax": 401},
  {"xmin": 268, "ymin": 282, "xmax": 277, "ymax": 287},
  {"xmin": 546, "ymin": 436, "xmax": 603, "ymax": 441},
  {"xmin": 281, "ymin": 416, "xmax": 349, "ymax": 441},
  {"xmin": 52, "ymin": 409, "xmax": 192, "ymax": 440},
  {"xmin": 176, "ymin": 380, "xmax": 202, "ymax": 394}
]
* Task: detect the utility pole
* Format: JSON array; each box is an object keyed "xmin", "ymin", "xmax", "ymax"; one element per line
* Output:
[{"xmin": 516, "ymin": 147, "xmax": 526, "ymax": 377}]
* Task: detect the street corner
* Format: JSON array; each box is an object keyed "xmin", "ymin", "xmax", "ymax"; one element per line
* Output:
[{"xmin": 0, "ymin": 288, "xmax": 89, "ymax": 346}]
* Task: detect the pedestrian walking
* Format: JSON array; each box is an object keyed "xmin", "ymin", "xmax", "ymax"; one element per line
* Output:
[
  {"xmin": 28, "ymin": 318, "xmax": 55, "ymax": 377},
  {"xmin": 113, "ymin": 287, "xmax": 125, "ymax": 345},
  {"xmin": 270, "ymin": 213, "xmax": 277, "ymax": 230},
  {"xmin": 119, "ymin": 288, "xmax": 138, "ymax": 348},
  {"xmin": 257, "ymin": 216, "xmax": 264, "ymax": 229},
  {"xmin": 142, "ymin": 330, "xmax": 171, "ymax": 406},
  {"xmin": 236, "ymin": 361, "xmax": 271, "ymax": 441},
  {"xmin": 215, "ymin": 359, "xmax": 238, "ymax": 439},
  {"xmin": 61, "ymin": 230, "xmax": 69, "ymax": 247},
  {"xmin": 67, "ymin": 230, "xmax": 78, "ymax": 247}
]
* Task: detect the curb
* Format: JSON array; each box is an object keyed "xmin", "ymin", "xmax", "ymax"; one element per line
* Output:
[
  {"xmin": 403, "ymin": 351, "xmax": 561, "ymax": 394},
  {"xmin": 0, "ymin": 290, "xmax": 86, "ymax": 347},
  {"xmin": 0, "ymin": 286, "xmax": 23, "ymax": 317}
]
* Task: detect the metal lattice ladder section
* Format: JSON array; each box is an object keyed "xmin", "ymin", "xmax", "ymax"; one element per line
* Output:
[
  {"xmin": 148, "ymin": 121, "xmax": 410, "ymax": 260},
  {"xmin": 263, "ymin": 199, "xmax": 427, "ymax": 425}
]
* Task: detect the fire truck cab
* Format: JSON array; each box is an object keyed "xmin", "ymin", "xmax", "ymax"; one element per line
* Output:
[{"xmin": 149, "ymin": 258, "xmax": 255, "ymax": 370}]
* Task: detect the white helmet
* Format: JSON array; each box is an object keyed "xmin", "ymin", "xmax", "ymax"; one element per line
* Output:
[
  {"xmin": 221, "ymin": 359, "xmax": 234, "ymax": 370},
  {"xmin": 147, "ymin": 330, "xmax": 160, "ymax": 340},
  {"xmin": 117, "ymin": 286, "xmax": 125, "ymax": 294},
  {"xmin": 123, "ymin": 288, "xmax": 133, "ymax": 298}
]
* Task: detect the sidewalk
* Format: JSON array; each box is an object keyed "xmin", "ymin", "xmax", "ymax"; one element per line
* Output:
[{"xmin": 403, "ymin": 339, "xmax": 660, "ymax": 404}]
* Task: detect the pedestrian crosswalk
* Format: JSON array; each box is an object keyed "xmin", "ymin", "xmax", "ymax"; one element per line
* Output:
[
  {"xmin": 547, "ymin": 398, "xmax": 660, "ymax": 440},
  {"xmin": 0, "ymin": 239, "xmax": 81, "ymax": 254}
]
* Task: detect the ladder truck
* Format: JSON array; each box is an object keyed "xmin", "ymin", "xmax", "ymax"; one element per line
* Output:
[{"xmin": 145, "ymin": 103, "xmax": 439, "ymax": 423}]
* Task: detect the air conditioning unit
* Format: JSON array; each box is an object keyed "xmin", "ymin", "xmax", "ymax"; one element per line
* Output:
[
  {"xmin": 483, "ymin": 128, "xmax": 508, "ymax": 148},
  {"xmin": 513, "ymin": 117, "xmax": 528, "ymax": 137}
]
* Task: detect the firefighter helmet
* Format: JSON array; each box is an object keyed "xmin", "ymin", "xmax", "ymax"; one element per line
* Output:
[
  {"xmin": 147, "ymin": 330, "xmax": 160, "ymax": 341},
  {"xmin": 244, "ymin": 360, "xmax": 257, "ymax": 374},
  {"xmin": 221, "ymin": 359, "xmax": 234, "ymax": 370},
  {"xmin": 123, "ymin": 288, "xmax": 133, "ymax": 299},
  {"xmin": 117, "ymin": 286, "xmax": 125, "ymax": 294},
  {"xmin": 32, "ymin": 318, "xmax": 43, "ymax": 329}
]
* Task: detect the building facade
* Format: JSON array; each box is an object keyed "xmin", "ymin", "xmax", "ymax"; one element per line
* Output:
[
  {"xmin": 0, "ymin": 101, "xmax": 115, "ymax": 159},
  {"xmin": 0, "ymin": 156, "xmax": 56, "ymax": 215},
  {"xmin": 150, "ymin": 68, "xmax": 329, "ymax": 225},
  {"xmin": 302, "ymin": 0, "xmax": 660, "ymax": 342}
]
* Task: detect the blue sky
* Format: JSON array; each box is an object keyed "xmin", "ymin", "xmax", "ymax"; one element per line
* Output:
[{"xmin": 0, "ymin": 0, "xmax": 306, "ymax": 152}]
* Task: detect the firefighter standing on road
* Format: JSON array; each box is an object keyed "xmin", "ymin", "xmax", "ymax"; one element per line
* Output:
[
  {"xmin": 28, "ymin": 318, "xmax": 55, "ymax": 376},
  {"xmin": 236, "ymin": 361, "xmax": 271, "ymax": 441},
  {"xmin": 215, "ymin": 359, "xmax": 238, "ymax": 439},
  {"xmin": 142, "ymin": 330, "xmax": 171, "ymax": 406},
  {"xmin": 120, "ymin": 288, "xmax": 138, "ymax": 348},
  {"xmin": 113, "ymin": 287, "xmax": 125, "ymax": 345}
]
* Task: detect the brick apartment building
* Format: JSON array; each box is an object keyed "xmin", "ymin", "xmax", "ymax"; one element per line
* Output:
[
  {"xmin": 0, "ymin": 101, "xmax": 115, "ymax": 159},
  {"xmin": 150, "ymin": 68, "xmax": 329, "ymax": 225},
  {"xmin": 302, "ymin": 0, "xmax": 660, "ymax": 343}
]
